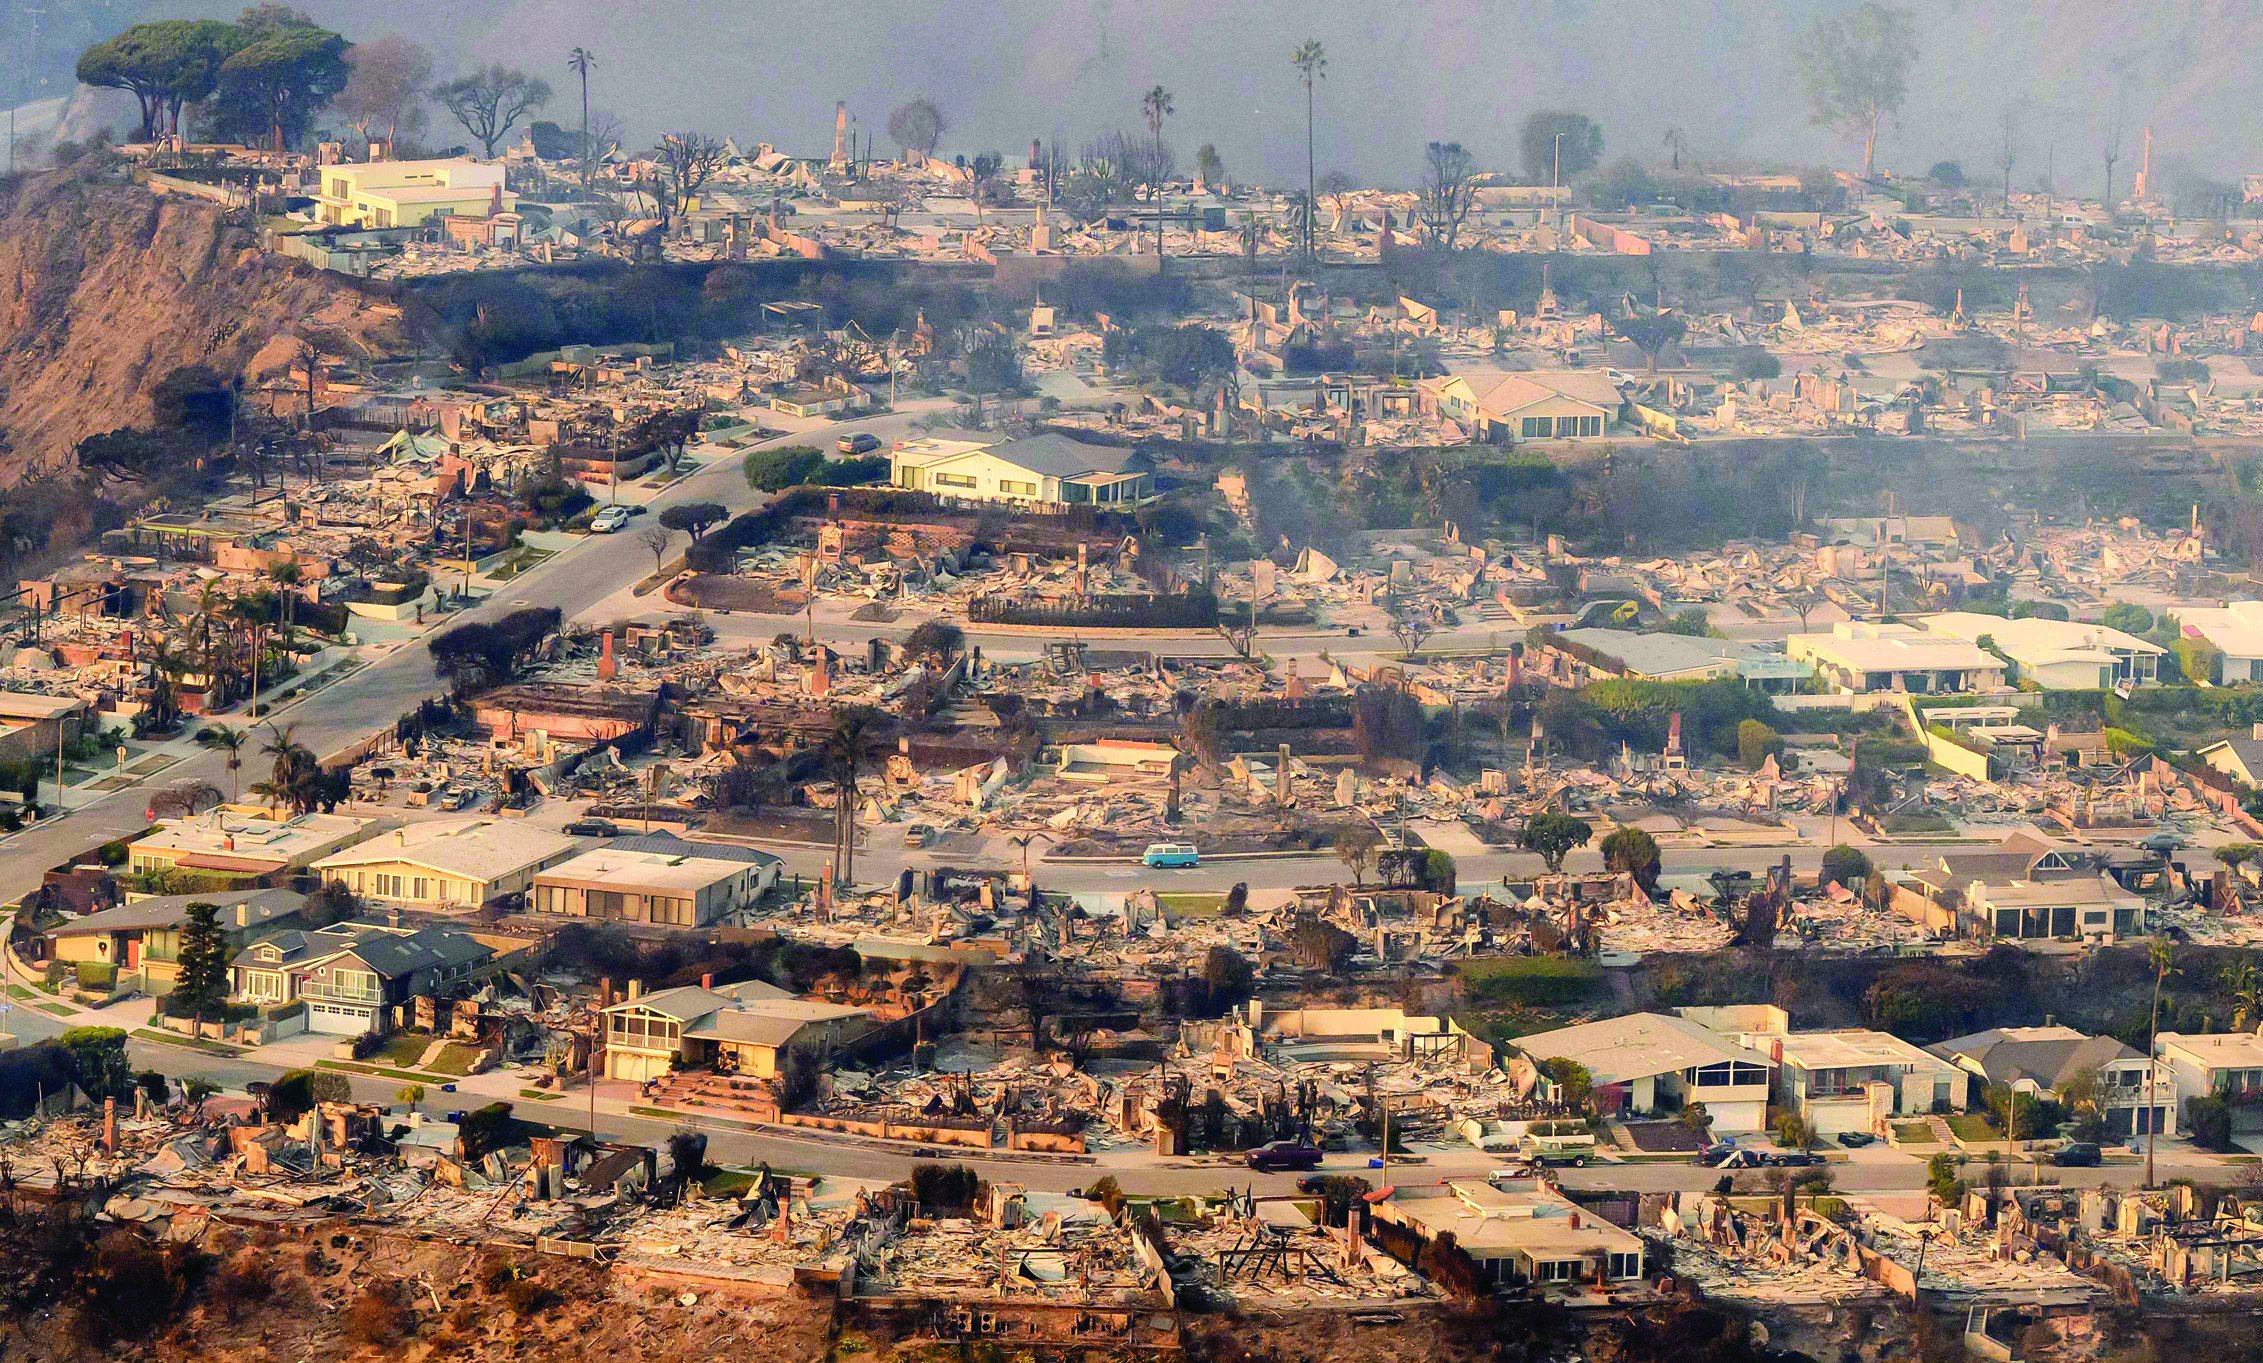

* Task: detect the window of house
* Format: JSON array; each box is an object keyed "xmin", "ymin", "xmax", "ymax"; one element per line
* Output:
[
  {"xmin": 1607, "ymin": 1252, "xmax": 1641, "ymax": 1279},
  {"xmin": 1535, "ymin": 1259, "xmax": 1576, "ymax": 1283},
  {"xmin": 1521, "ymin": 416, "xmax": 1550, "ymax": 438},
  {"xmin": 998, "ymin": 479, "xmax": 1038, "ymax": 496},
  {"xmin": 1580, "ymin": 415, "xmax": 1603, "ymax": 436},
  {"xmin": 334, "ymin": 969, "xmax": 377, "ymax": 998},
  {"xmin": 933, "ymin": 472, "xmax": 977, "ymax": 489}
]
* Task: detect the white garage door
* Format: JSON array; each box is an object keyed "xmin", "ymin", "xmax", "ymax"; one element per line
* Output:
[{"xmin": 308, "ymin": 1002, "xmax": 374, "ymax": 1035}]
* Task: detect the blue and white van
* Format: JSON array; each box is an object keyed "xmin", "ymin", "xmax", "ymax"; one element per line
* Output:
[{"xmin": 1141, "ymin": 842, "xmax": 1200, "ymax": 868}]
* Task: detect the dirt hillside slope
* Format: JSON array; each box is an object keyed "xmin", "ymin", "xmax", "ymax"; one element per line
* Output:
[{"xmin": 0, "ymin": 169, "xmax": 415, "ymax": 487}]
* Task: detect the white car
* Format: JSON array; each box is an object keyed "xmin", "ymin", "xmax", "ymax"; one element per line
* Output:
[{"xmin": 589, "ymin": 505, "xmax": 632, "ymax": 533}]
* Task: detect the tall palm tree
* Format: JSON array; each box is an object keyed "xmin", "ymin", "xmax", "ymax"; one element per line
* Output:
[
  {"xmin": 1662, "ymin": 126, "xmax": 1690, "ymax": 170},
  {"xmin": 824, "ymin": 705, "xmax": 882, "ymax": 888},
  {"xmin": 267, "ymin": 560, "xmax": 301, "ymax": 636},
  {"xmin": 261, "ymin": 722, "xmax": 319, "ymax": 814},
  {"xmin": 192, "ymin": 580, "xmax": 223, "ymax": 680},
  {"xmin": 200, "ymin": 725, "xmax": 248, "ymax": 803},
  {"xmin": 567, "ymin": 47, "xmax": 597, "ymax": 184},
  {"xmin": 1140, "ymin": 85, "xmax": 1174, "ymax": 200},
  {"xmin": 1289, "ymin": 40, "xmax": 1327, "ymax": 261}
]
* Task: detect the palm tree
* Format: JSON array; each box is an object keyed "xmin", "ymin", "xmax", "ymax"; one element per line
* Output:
[
  {"xmin": 2145, "ymin": 936, "xmax": 2174, "ymax": 1188},
  {"xmin": 1289, "ymin": 40, "xmax": 1327, "ymax": 261},
  {"xmin": 566, "ymin": 47, "xmax": 597, "ymax": 184},
  {"xmin": 2225, "ymin": 955, "xmax": 2263, "ymax": 1030},
  {"xmin": 1662, "ymin": 126, "xmax": 1690, "ymax": 170},
  {"xmin": 261, "ymin": 723, "xmax": 319, "ymax": 814},
  {"xmin": 192, "ymin": 580, "xmax": 224, "ymax": 680},
  {"xmin": 1140, "ymin": 85, "xmax": 1174, "ymax": 200},
  {"xmin": 824, "ymin": 706, "xmax": 882, "ymax": 888},
  {"xmin": 267, "ymin": 560, "xmax": 301, "ymax": 638},
  {"xmin": 1009, "ymin": 832, "xmax": 1050, "ymax": 879},
  {"xmin": 199, "ymin": 725, "xmax": 248, "ymax": 803}
]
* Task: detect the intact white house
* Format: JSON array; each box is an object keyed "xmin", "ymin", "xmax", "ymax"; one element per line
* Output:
[
  {"xmin": 1915, "ymin": 612, "xmax": 2163, "ymax": 690},
  {"xmin": 890, "ymin": 432, "xmax": 1150, "ymax": 507},
  {"xmin": 1785, "ymin": 621, "xmax": 2007, "ymax": 695},
  {"xmin": 2171, "ymin": 602, "xmax": 2263, "ymax": 683}
]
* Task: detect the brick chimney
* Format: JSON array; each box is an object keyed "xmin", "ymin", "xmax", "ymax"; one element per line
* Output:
[
  {"xmin": 598, "ymin": 629, "xmax": 616, "ymax": 682},
  {"xmin": 809, "ymin": 648, "xmax": 830, "ymax": 697},
  {"xmin": 701, "ymin": 973, "xmax": 714, "ymax": 990}
]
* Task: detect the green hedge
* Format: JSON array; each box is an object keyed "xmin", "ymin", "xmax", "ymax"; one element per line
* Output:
[
  {"xmin": 1457, "ymin": 955, "xmax": 1604, "ymax": 1008},
  {"xmin": 74, "ymin": 961, "xmax": 116, "ymax": 991}
]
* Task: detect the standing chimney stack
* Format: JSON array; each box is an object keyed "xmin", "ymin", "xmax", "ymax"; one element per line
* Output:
[{"xmin": 831, "ymin": 102, "xmax": 849, "ymax": 169}]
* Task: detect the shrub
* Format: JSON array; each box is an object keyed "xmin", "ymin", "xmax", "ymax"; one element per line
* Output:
[
  {"xmin": 910, "ymin": 1161, "xmax": 984, "ymax": 1211},
  {"xmin": 95, "ymin": 840, "xmax": 129, "ymax": 866},
  {"xmin": 1737, "ymin": 719, "xmax": 1784, "ymax": 770},
  {"xmin": 74, "ymin": 961, "xmax": 116, "ymax": 991},
  {"xmin": 1819, "ymin": 845, "xmax": 1873, "ymax": 891},
  {"xmin": 1084, "ymin": 1174, "xmax": 1127, "ymax": 1217},
  {"xmin": 346, "ymin": 1281, "xmax": 415, "ymax": 1346}
]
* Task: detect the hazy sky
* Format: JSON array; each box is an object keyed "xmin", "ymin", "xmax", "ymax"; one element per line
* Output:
[{"xmin": 77, "ymin": 1, "xmax": 2263, "ymax": 191}]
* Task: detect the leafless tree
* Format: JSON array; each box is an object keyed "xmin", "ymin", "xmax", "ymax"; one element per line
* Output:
[
  {"xmin": 652, "ymin": 131, "xmax": 726, "ymax": 215},
  {"xmin": 1419, "ymin": 140, "xmax": 1476, "ymax": 249},
  {"xmin": 332, "ymin": 36, "xmax": 432, "ymax": 154},
  {"xmin": 433, "ymin": 64, "xmax": 551, "ymax": 159},
  {"xmin": 637, "ymin": 524, "xmax": 675, "ymax": 575},
  {"xmin": 1390, "ymin": 613, "xmax": 1434, "ymax": 660}
]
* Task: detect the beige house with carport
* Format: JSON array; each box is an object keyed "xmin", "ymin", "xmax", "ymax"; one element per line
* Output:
[
  {"xmin": 530, "ymin": 833, "xmax": 780, "ymax": 928},
  {"xmin": 313, "ymin": 818, "xmax": 579, "ymax": 911}
]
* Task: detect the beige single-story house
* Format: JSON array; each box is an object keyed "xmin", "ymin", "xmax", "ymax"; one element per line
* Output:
[{"xmin": 313, "ymin": 818, "xmax": 580, "ymax": 911}]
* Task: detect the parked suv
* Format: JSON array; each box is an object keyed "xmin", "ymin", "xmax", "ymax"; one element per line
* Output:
[
  {"xmin": 1245, "ymin": 1141, "xmax": 1324, "ymax": 1173},
  {"xmin": 2049, "ymin": 1142, "xmax": 2102, "ymax": 1167},
  {"xmin": 838, "ymin": 432, "xmax": 882, "ymax": 455}
]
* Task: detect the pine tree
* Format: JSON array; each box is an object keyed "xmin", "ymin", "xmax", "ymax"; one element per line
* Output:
[{"xmin": 173, "ymin": 900, "xmax": 230, "ymax": 1037}]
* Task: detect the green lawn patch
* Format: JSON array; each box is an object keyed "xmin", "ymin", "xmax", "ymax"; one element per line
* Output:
[
  {"xmin": 317, "ymin": 1059, "xmax": 442, "ymax": 1084},
  {"xmin": 1893, "ymin": 1122, "xmax": 1937, "ymax": 1144},
  {"xmin": 428, "ymin": 1043, "xmax": 482, "ymax": 1077},
  {"xmin": 1157, "ymin": 893, "xmax": 1227, "ymax": 919},
  {"xmin": 131, "ymin": 1028, "xmax": 242, "ymax": 1056},
  {"xmin": 518, "ymin": 1087, "xmax": 566, "ymax": 1102},
  {"xmin": 1946, "ymin": 1113, "xmax": 2001, "ymax": 1143},
  {"xmin": 1457, "ymin": 955, "xmax": 1605, "ymax": 1007},
  {"xmin": 374, "ymin": 1029, "xmax": 439, "ymax": 1068}
]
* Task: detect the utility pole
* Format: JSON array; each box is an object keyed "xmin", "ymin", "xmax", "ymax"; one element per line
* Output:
[{"xmin": 1552, "ymin": 133, "xmax": 1565, "ymax": 237}]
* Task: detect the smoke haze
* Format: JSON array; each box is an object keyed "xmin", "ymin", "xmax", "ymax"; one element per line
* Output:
[{"xmin": 24, "ymin": 0, "xmax": 2263, "ymax": 191}]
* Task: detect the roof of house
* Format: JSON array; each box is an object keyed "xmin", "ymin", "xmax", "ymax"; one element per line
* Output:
[
  {"xmin": 1438, "ymin": 369, "xmax": 1623, "ymax": 419},
  {"xmin": 982, "ymin": 433, "xmax": 1139, "ymax": 480},
  {"xmin": 230, "ymin": 921, "xmax": 492, "ymax": 980},
  {"xmin": 683, "ymin": 999, "xmax": 868, "ymax": 1048},
  {"xmin": 1774, "ymin": 1029, "xmax": 1952, "ymax": 1073},
  {"xmin": 132, "ymin": 809, "xmax": 383, "ymax": 866},
  {"xmin": 604, "ymin": 978, "xmax": 794, "ymax": 1023},
  {"xmin": 1515, "ymin": 1012, "xmax": 1768, "ymax": 1086},
  {"xmin": 1550, "ymin": 628, "xmax": 1753, "ymax": 679},
  {"xmin": 1928, "ymin": 1025, "xmax": 2142, "ymax": 1090},
  {"xmin": 2157, "ymin": 1029, "xmax": 2263, "ymax": 1070},
  {"xmin": 2199, "ymin": 737, "xmax": 2263, "ymax": 777},
  {"xmin": 605, "ymin": 832, "xmax": 783, "ymax": 867},
  {"xmin": 2173, "ymin": 601, "xmax": 2263, "ymax": 659},
  {"xmin": 1917, "ymin": 612, "xmax": 2163, "ymax": 661},
  {"xmin": 1383, "ymin": 1180, "xmax": 1643, "ymax": 1261},
  {"xmin": 46, "ymin": 888, "xmax": 304, "ymax": 938},
  {"xmin": 1786, "ymin": 621, "xmax": 2000, "ymax": 672},
  {"xmin": 536, "ymin": 837, "xmax": 778, "ymax": 895},
  {"xmin": 313, "ymin": 818, "xmax": 579, "ymax": 881}
]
